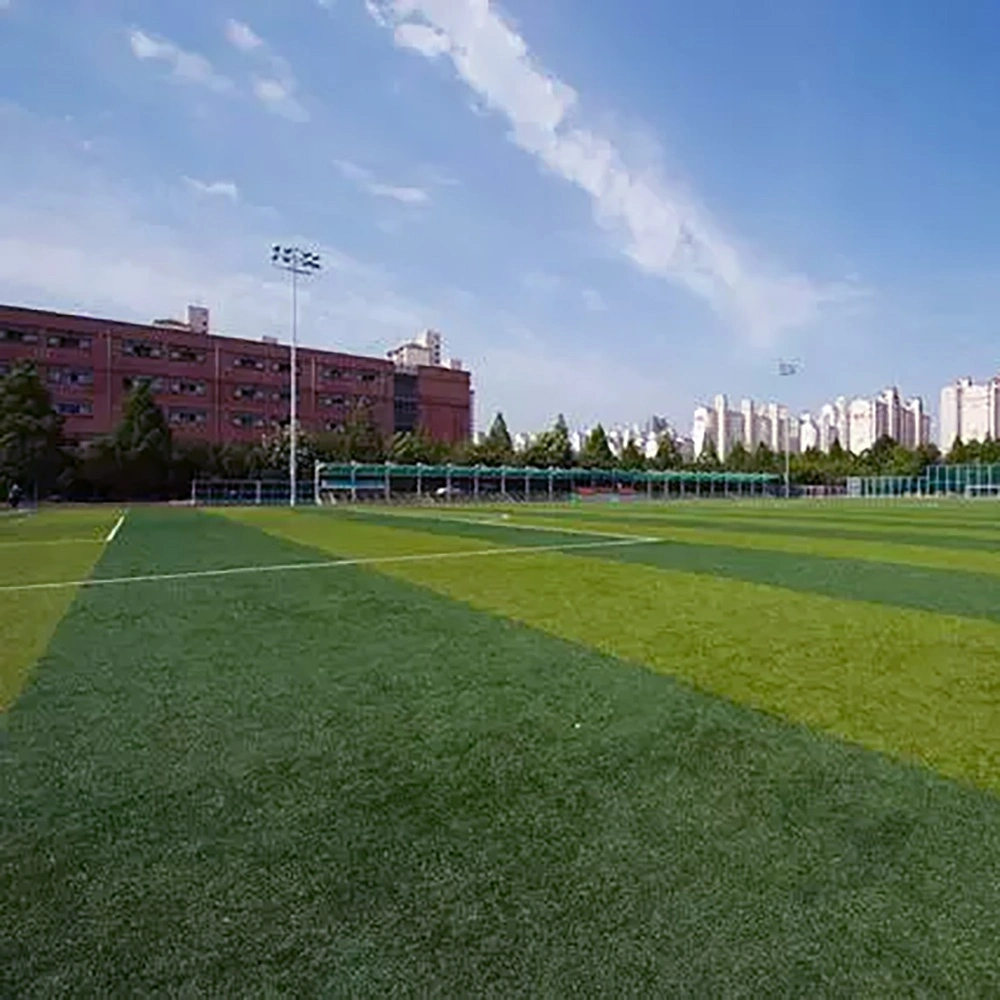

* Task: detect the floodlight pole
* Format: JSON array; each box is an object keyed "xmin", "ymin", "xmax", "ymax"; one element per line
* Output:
[
  {"xmin": 778, "ymin": 359, "xmax": 802, "ymax": 500},
  {"xmin": 271, "ymin": 245, "xmax": 321, "ymax": 506}
]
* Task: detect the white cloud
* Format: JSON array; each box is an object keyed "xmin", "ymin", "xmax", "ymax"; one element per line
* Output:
[
  {"xmin": 252, "ymin": 77, "xmax": 308, "ymax": 122},
  {"xmin": 129, "ymin": 29, "xmax": 233, "ymax": 93},
  {"xmin": 183, "ymin": 177, "xmax": 240, "ymax": 201},
  {"xmin": 224, "ymin": 19, "xmax": 263, "ymax": 53},
  {"xmin": 394, "ymin": 23, "xmax": 450, "ymax": 57},
  {"xmin": 221, "ymin": 20, "xmax": 309, "ymax": 122},
  {"xmin": 367, "ymin": 0, "xmax": 859, "ymax": 344},
  {"xmin": 335, "ymin": 159, "xmax": 429, "ymax": 205}
]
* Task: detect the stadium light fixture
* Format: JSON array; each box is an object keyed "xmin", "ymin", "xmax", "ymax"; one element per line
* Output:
[
  {"xmin": 270, "ymin": 245, "xmax": 322, "ymax": 506},
  {"xmin": 777, "ymin": 358, "xmax": 802, "ymax": 499}
]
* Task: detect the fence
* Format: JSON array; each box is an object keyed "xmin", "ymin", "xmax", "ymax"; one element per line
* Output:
[
  {"xmin": 191, "ymin": 464, "xmax": 782, "ymax": 506},
  {"xmin": 846, "ymin": 463, "xmax": 1000, "ymax": 498}
]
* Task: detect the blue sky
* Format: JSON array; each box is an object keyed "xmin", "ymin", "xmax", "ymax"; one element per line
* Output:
[{"xmin": 2, "ymin": 0, "xmax": 999, "ymax": 436}]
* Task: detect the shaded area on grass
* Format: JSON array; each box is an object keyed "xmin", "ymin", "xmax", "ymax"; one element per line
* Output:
[{"xmin": 2, "ymin": 509, "xmax": 1000, "ymax": 994}]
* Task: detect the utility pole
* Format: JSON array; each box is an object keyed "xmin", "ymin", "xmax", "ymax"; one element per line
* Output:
[
  {"xmin": 271, "ymin": 245, "xmax": 322, "ymax": 506},
  {"xmin": 778, "ymin": 359, "xmax": 802, "ymax": 499}
]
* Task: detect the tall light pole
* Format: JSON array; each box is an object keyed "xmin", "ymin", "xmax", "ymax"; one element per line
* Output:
[
  {"xmin": 778, "ymin": 358, "xmax": 802, "ymax": 499},
  {"xmin": 271, "ymin": 245, "xmax": 321, "ymax": 506}
]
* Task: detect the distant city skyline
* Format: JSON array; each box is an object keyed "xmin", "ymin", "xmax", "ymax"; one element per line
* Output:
[{"xmin": 692, "ymin": 385, "xmax": 934, "ymax": 460}]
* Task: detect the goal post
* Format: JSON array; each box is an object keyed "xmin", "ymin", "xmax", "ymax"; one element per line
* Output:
[
  {"xmin": 964, "ymin": 483, "xmax": 1000, "ymax": 499},
  {"xmin": 314, "ymin": 461, "xmax": 392, "ymax": 505}
]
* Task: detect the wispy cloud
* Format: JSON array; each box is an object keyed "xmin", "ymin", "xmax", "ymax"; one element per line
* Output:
[
  {"xmin": 183, "ymin": 176, "xmax": 239, "ymax": 202},
  {"xmin": 335, "ymin": 159, "xmax": 429, "ymax": 205},
  {"xmin": 224, "ymin": 19, "xmax": 263, "ymax": 54},
  {"xmin": 0, "ymin": 0, "xmax": 12, "ymax": 12},
  {"xmin": 366, "ymin": 0, "xmax": 860, "ymax": 344},
  {"xmin": 222, "ymin": 19, "xmax": 309, "ymax": 122},
  {"xmin": 129, "ymin": 29, "xmax": 233, "ymax": 93}
]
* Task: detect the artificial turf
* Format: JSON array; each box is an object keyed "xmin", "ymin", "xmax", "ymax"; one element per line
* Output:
[{"xmin": 3, "ymin": 502, "xmax": 1000, "ymax": 994}]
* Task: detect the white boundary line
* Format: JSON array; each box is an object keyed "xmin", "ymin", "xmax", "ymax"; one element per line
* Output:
[
  {"xmin": 0, "ymin": 538, "xmax": 105, "ymax": 549},
  {"xmin": 105, "ymin": 511, "xmax": 126, "ymax": 544},
  {"xmin": 0, "ymin": 535, "xmax": 660, "ymax": 595},
  {"xmin": 349, "ymin": 509, "xmax": 649, "ymax": 542}
]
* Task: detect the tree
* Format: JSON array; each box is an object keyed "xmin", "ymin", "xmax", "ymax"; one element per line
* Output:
[
  {"xmin": 547, "ymin": 413, "xmax": 575, "ymax": 468},
  {"xmin": 724, "ymin": 441, "xmax": 750, "ymax": 472},
  {"xmin": 317, "ymin": 402, "xmax": 386, "ymax": 463},
  {"xmin": 749, "ymin": 442, "xmax": 778, "ymax": 474},
  {"xmin": 522, "ymin": 414, "xmax": 575, "ymax": 468},
  {"xmin": 578, "ymin": 424, "xmax": 615, "ymax": 469},
  {"xmin": 0, "ymin": 362, "xmax": 65, "ymax": 498},
  {"xmin": 696, "ymin": 439, "xmax": 721, "ymax": 470},
  {"xmin": 111, "ymin": 382, "xmax": 173, "ymax": 498},
  {"xmin": 389, "ymin": 429, "xmax": 452, "ymax": 465},
  {"xmin": 653, "ymin": 433, "xmax": 683, "ymax": 470},
  {"xmin": 476, "ymin": 411, "xmax": 514, "ymax": 466},
  {"xmin": 619, "ymin": 438, "xmax": 647, "ymax": 470},
  {"xmin": 947, "ymin": 436, "xmax": 968, "ymax": 465}
]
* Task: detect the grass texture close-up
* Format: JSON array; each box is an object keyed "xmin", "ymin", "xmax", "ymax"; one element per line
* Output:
[{"xmin": 3, "ymin": 500, "xmax": 1000, "ymax": 995}]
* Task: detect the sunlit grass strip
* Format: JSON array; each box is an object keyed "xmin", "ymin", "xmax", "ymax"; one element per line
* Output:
[
  {"xmin": 360, "ymin": 549, "xmax": 1000, "ymax": 794},
  {"xmin": 0, "ymin": 513, "xmax": 117, "ymax": 708}
]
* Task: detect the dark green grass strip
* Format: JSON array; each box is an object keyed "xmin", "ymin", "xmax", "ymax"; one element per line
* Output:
[
  {"xmin": 332, "ymin": 511, "xmax": 1000, "ymax": 624},
  {"xmin": 594, "ymin": 539, "xmax": 1000, "ymax": 623},
  {"xmin": 335, "ymin": 508, "xmax": 633, "ymax": 547},
  {"xmin": 511, "ymin": 508, "xmax": 1000, "ymax": 552},
  {"xmin": 3, "ymin": 509, "xmax": 1000, "ymax": 995}
]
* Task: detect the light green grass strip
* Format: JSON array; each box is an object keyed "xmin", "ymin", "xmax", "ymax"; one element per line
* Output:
[
  {"xmin": 369, "ymin": 549, "xmax": 1000, "ymax": 794},
  {"xmin": 0, "ymin": 509, "xmax": 120, "ymax": 709}
]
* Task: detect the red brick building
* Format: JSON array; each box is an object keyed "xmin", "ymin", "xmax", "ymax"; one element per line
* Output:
[{"xmin": 0, "ymin": 303, "xmax": 472, "ymax": 446}]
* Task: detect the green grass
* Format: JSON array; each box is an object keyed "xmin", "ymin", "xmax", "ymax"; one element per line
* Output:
[
  {"xmin": 3, "ymin": 500, "xmax": 1000, "ymax": 993},
  {"xmin": 0, "ymin": 507, "xmax": 119, "ymax": 708}
]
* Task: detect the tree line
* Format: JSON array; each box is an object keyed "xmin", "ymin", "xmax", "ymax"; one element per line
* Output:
[{"xmin": 2, "ymin": 361, "xmax": 997, "ymax": 500}]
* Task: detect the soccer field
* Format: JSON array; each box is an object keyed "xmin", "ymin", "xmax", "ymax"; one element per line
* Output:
[{"xmin": 4, "ymin": 499, "xmax": 1000, "ymax": 994}]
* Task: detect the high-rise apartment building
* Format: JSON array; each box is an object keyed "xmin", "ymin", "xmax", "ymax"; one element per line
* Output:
[
  {"xmin": 940, "ymin": 376, "xmax": 1000, "ymax": 449},
  {"xmin": 692, "ymin": 385, "xmax": 929, "ymax": 458}
]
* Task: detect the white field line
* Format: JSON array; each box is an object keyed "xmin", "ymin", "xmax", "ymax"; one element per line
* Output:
[
  {"xmin": 105, "ymin": 512, "xmax": 126, "ymax": 544},
  {"xmin": 0, "ymin": 535, "xmax": 660, "ymax": 595},
  {"xmin": 350, "ymin": 509, "xmax": 650, "ymax": 542},
  {"xmin": 0, "ymin": 537, "xmax": 106, "ymax": 549}
]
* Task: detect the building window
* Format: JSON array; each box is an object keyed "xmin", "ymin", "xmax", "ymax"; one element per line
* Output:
[
  {"xmin": 168, "ymin": 409, "xmax": 207, "ymax": 426},
  {"xmin": 169, "ymin": 379, "xmax": 207, "ymax": 396},
  {"xmin": 0, "ymin": 328, "xmax": 40, "ymax": 345},
  {"xmin": 357, "ymin": 370, "xmax": 379, "ymax": 383},
  {"xmin": 231, "ymin": 413, "xmax": 267, "ymax": 429},
  {"xmin": 47, "ymin": 334, "xmax": 93, "ymax": 350},
  {"xmin": 56, "ymin": 400, "xmax": 93, "ymax": 416},
  {"xmin": 234, "ymin": 356, "xmax": 266, "ymax": 371},
  {"xmin": 271, "ymin": 360, "xmax": 300, "ymax": 374},
  {"xmin": 233, "ymin": 385, "xmax": 267, "ymax": 401},
  {"xmin": 325, "ymin": 421, "xmax": 343, "ymax": 432},
  {"xmin": 123, "ymin": 375, "xmax": 164, "ymax": 392},
  {"xmin": 121, "ymin": 338, "xmax": 164, "ymax": 359},
  {"xmin": 169, "ymin": 345, "xmax": 207, "ymax": 364},
  {"xmin": 47, "ymin": 366, "xmax": 94, "ymax": 387},
  {"xmin": 272, "ymin": 389, "xmax": 291, "ymax": 403},
  {"xmin": 322, "ymin": 366, "xmax": 344, "ymax": 380},
  {"xmin": 319, "ymin": 394, "xmax": 346, "ymax": 407}
]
